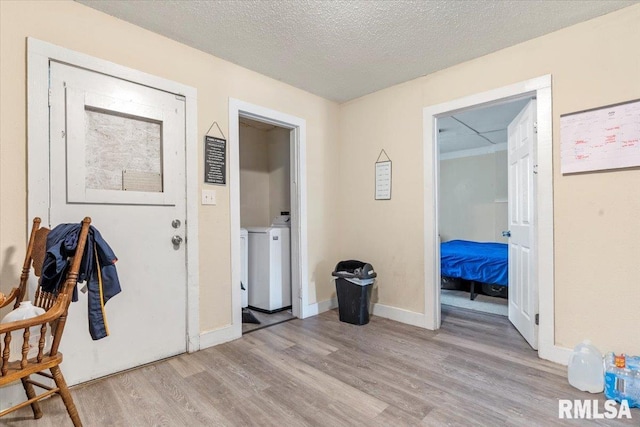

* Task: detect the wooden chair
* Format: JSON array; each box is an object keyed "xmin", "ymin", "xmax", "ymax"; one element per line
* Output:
[{"xmin": 1, "ymin": 217, "xmax": 90, "ymax": 426}]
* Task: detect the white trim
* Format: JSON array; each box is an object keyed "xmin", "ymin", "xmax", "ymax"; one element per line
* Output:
[
  {"xmin": 423, "ymin": 75, "xmax": 561, "ymax": 362},
  {"xmin": 439, "ymin": 142, "xmax": 507, "ymax": 161},
  {"xmin": 313, "ymin": 296, "xmax": 339, "ymax": 315},
  {"xmin": 184, "ymin": 78, "xmax": 200, "ymax": 353},
  {"xmin": 228, "ymin": 98, "xmax": 310, "ymax": 341},
  {"xmin": 541, "ymin": 346, "xmax": 572, "ymax": 366},
  {"xmin": 371, "ymin": 303, "xmax": 427, "ymax": 327},
  {"xmin": 198, "ymin": 325, "xmax": 238, "ymax": 350},
  {"xmin": 311, "ymin": 297, "xmax": 425, "ymax": 328},
  {"xmin": 26, "ymin": 38, "xmax": 200, "ymax": 353}
]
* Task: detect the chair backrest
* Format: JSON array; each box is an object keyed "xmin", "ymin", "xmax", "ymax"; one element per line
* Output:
[
  {"xmin": 40, "ymin": 217, "xmax": 92, "ymax": 356},
  {"xmin": 1, "ymin": 217, "xmax": 91, "ymax": 365},
  {"xmin": 11, "ymin": 217, "xmax": 51, "ymax": 310}
]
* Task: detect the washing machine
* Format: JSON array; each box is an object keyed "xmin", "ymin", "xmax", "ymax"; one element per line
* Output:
[
  {"xmin": 240, "ymin": 228, "xmax": 249, "ymax": 308},
  {"xmin": 246, "ymin": 215, "xmax": 291, "ymax": 313}
]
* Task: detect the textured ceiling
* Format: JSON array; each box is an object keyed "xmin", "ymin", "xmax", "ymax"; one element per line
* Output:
[{"xmin": 76, "ymin": 0, "xmax": 636, "ymax": 103}]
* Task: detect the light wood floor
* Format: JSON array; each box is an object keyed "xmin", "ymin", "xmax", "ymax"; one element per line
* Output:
[
  {"xmin": 3, "ymin": 306, "xmax": 637, "ymax": 426},
  {"xmin": 242, "ymin": 308, "xmax": 295, "ymax": 334}
]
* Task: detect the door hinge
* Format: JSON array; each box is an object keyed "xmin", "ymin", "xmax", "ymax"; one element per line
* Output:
[
  {"xmin": 48, "ymin": 88, "xmax": 52, "ymax": 107},
  {"xmin": 535, "ymin": 313, "xmax": 539, "ymax": 325},
  {"xmin": 175, "ymin": 94, "xmax": 186, "ymax": 101},
  {"xmin": 533, "ymin": 122, "xmax": 538, "ymax": 134}
]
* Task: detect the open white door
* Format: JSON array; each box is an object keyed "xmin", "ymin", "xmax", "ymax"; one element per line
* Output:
[{"xmin": 507, "ymin": 99, "xmax": 538, "ymax": 349}]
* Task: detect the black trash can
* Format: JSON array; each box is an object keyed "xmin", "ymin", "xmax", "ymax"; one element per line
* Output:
[{"xmin": 332, "ymin": 260, "xmax": 377, "ymax": 325}]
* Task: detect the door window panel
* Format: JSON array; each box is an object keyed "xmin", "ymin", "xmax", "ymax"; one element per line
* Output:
[
  {"xmin": 85, "ymin": 107, "xmax": 163, "ymax": 192},
  {"xmin": 66, "ymin": 89, "xmax": 176, "ymax": 205}
]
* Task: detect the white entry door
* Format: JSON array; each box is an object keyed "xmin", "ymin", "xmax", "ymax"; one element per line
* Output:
[
  {"xmin": 507, "ymin": 99, "xmax": 538, "ymax": 349},
  {"xmin": 48, "ymin": 62, "xmax": 187, "ymax": 385}
]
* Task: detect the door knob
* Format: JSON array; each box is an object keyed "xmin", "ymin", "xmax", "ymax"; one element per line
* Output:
[
  {"xmin": 502, "ymin": 230, "xmax": 511, "ymax": 237},
  {"xmin": 172, "ymin": 235, "xmax": 183, "ymax": 246}
]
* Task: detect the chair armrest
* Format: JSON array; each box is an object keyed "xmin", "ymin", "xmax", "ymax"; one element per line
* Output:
[
  {"xmin": 0, "ymin": 287, "xmax": 19, "ymax": 309},
  {"xmin": 0, "ymin": 302, "xmax": 64, "ymax": 335}
]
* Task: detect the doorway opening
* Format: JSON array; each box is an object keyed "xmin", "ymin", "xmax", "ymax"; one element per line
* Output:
[
  {"xmin": 238, "ymin": 117, "xmax": 295, "ymax": 333},
  {"xmin": 437, "ymin": 97, "xmax": 533, "ymax": 318},
  {"xmin": 229, "ymin": 99, "xmax": 309, "ymax": 339},
  {"xmin": 423, "ymin": 76, "xmax": 559, "ymax": 361}
]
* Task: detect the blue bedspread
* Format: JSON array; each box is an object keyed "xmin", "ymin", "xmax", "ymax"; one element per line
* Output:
[{"xmin": 441, "ymin": 240, "xmax": 508, "ymax": 286}]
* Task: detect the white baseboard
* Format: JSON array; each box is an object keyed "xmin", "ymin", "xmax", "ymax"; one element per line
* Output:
[
  {"xmin": 304, "ymin": 297, "xmax": 338, "ymax": 317},
  {"xmin": 199, "ymin": 324, "xmax": 240, "ymax": 350},
  {"xmin": 312, "ymin": 298, "xmax": 426, "ymax": 328},
  {"xmin": 540, "ymin": 345, "xmax": 572, "ymax": 366},
  {"xmin": 371, "ymin": 303, "xmax": 427, "ymax": 328},
  {"xmin": 319, "ymin": 297, "xmax": 339, "ymax": 312},
  {"xmin": 300, "ymin": 298, "xmax": 338, "ymax": 319}
]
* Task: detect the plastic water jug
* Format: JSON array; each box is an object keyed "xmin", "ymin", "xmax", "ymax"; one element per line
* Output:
[
  {"xmin": 0, "ymin": 301, "xmax": 48, "ymax": 361},
  {"xmin": 568, "ymin": 340, "xmax": 604, "ymax": 393}
]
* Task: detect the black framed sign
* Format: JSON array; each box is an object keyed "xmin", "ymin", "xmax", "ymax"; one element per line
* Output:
[{"xmin": 204, "ymin": 136, "xmax": 226, "ymax": 185}]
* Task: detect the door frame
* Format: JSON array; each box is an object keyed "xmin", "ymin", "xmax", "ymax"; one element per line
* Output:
[
  {"xmin": 423, "ymin": 75, "xmax": 568, "ymax": 364},
  {"xmin": 229, "ymin": 98, "xmax": 309, "ymax": 336},
  {"xmin": 26, "ymin": 38, "xmax": 201, "ymax": 352}
]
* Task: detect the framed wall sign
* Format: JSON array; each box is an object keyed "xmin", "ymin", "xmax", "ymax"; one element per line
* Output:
[
  {"xmin": 561, "ymin": 99, "xmax": 640, "ymax": 174},
  {"xmin": 375, "ymin": 149, "xmax": 392, "ymax": 200},
  {"xmin": 204, "ymin": 135, "xmax": 226, "ymax": 185}
]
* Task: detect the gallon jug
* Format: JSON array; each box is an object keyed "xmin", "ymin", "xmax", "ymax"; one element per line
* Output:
[
  {"xmin": 0, "ymin": 301, "xmax": 48, "ymax": 362},
  {"xmin": 568, "ymin": 340, "xmax": 604, "ymax": 393}
]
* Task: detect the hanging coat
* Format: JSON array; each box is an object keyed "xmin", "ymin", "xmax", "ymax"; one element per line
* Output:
[{"xmin": 40, "ymin": 222, "xmax": 121, "ymax": 340}]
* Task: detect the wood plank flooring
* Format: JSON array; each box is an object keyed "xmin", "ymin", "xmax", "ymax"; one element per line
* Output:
[
  {"xmin": 3, "ymin": 306, "xmax": 638, "ymax": 426},
  {"xmin": 242, "ymin": 308, "xmax": 295, "ymax": 334}
]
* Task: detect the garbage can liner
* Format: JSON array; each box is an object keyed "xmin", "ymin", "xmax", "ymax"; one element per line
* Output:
[{"xmin": 332, "ymin": 260, "xmax": 377, "ymax": 282}]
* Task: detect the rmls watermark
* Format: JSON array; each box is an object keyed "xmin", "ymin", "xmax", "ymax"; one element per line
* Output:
[{"xmin": 558, "ymin": 399, "xmax": 633, "ymax": 419}]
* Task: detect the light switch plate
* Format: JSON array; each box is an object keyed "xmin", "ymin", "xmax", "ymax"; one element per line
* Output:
[{"xmin": 202, "ymin": 190, "xmax": 216, "ymax": 205}]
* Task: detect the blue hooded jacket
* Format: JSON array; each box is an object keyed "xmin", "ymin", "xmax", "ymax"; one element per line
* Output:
[{"xmin": 40, "ymin": 223, "xmax": 121, "ymax": 340}]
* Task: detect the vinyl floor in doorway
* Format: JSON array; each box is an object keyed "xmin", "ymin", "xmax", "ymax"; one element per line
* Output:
[
  {"xmin": 242, "ymin": 308, "xmax": 295, "ymax": 334},
  {"xmin": 4, "ymin": 306, "xmax": 637, "ymax": 426}
]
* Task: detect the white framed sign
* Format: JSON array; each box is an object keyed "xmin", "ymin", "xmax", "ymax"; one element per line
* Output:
[
  {"xmin": 375, "ymin": 159, "xmax": 392, "ymax": 200},
  {"xmin": 561, "ymin": 99, "xmax": 640, "ymax": 174}
]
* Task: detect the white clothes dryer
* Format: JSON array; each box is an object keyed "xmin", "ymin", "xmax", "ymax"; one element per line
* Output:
[{"xmin": 246, "ymin": 215, "xmax": 291, "ymax": 313}]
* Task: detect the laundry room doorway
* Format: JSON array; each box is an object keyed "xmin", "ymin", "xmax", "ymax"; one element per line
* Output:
[
  {"xmin": 229, "ymin": 99, "xmax": 310, "ymax": 337},
  {"xmin": 238, "ymin": 117, "xmax": 294, "ymax": 333}
]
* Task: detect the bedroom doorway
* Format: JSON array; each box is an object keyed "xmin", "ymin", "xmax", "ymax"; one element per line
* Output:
[
  {"xmin": 437, "ymin": 98, "xmax": 532, "ymax": 319},
  {"xmin": 424, "ymin": 76, "xmax": 555, "ymax": 357},
  {"xmin": 437, "ymin": 97, "xmax": 538, "ymax": 348}
]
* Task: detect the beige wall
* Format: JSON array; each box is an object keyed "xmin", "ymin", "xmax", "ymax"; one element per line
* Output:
[
  {"xmin": 339, "ymin": 5, "xmax": 640, "ymax": 354},
  {"xmin": 440, "ymin": 151, "xmax": 508, "ymax": 243},
  {"xmin": 268, "ymin": 128, "xmax": 291, "ymax": 221},
  {"xmin": 239, "ymin": 125, "xmax": 290, "ymax": 227},
  {"xmin": 0, "ymin": 1, "xmax": 340, "ymax": 331},
  {"xmin": 239, "ymin": 125, "xmax": 270, "ymax": 227}
]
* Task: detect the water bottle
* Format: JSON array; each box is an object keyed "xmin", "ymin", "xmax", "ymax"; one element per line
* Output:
[
  {"xmin": 0, "ymin": 301, "xmax": 48, "ymax": 361},
  {"xmin": 568, "ymin": 340, "xmax": 604, "ymax": 393}
]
